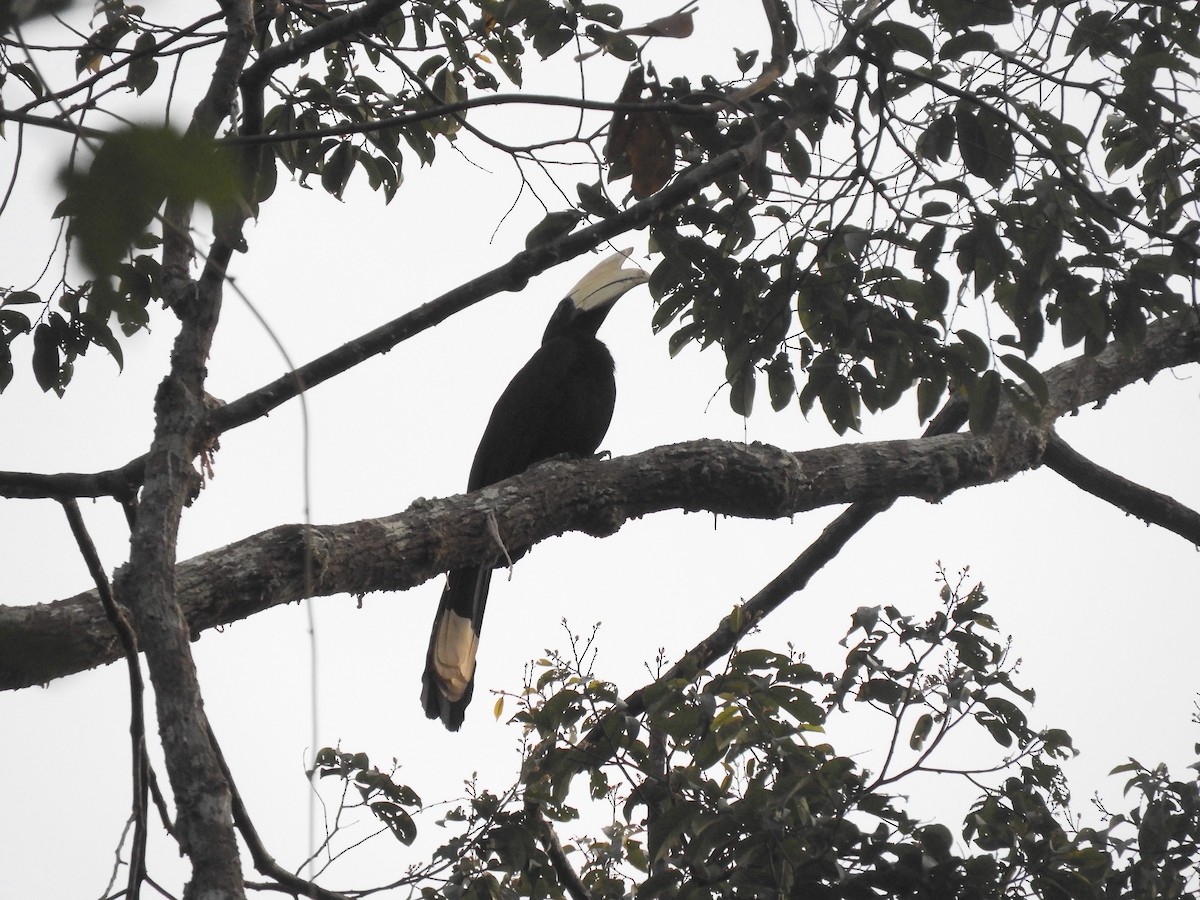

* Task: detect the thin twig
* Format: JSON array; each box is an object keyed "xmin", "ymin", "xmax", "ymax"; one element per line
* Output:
[
  {"xmin": 206, "ymin": 722, "xmax": 352, "ymax": 900},
  {"xmin": 59, "ymin": 499, "xmax": 149, "ymax": 900}
]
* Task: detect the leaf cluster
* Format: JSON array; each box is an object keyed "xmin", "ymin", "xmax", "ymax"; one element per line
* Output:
[
  {"xmin": 315, "ymin": 575, "xmax": 1198, "ymax": 899},
  {"xmin": 310, "ymin": 746, "xmax": 423, "ymax": 846},
  {"xmin": 5, "ymin": 0, "xmax": 1200, "ymax": 438},
  {"xmin": 638, "ymin": 1, "xmax": 1199, "ymax": 428}
]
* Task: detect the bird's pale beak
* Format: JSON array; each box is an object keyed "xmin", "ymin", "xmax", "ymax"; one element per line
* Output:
[{"xmin": 567, "ymin": 248, "xmax": 649, "ymax": 311}]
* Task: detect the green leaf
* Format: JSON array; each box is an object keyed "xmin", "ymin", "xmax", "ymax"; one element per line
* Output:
[
  {"xmin": 127, "ymin": 33, "xmax": 159, "ymax": 94},
  {"xmin": 438, "ymin": 21, "xmax": 470, "ymax": 69},
  {"xmin": 955, "ymin": 328, "xmax": 991, "ymax": 370},
  {"xmin": 60, "ymin": 126, "xmax": 240, "ymax": 277},
  {"xmin": 400, "ymin": 125, "xmax": 436, "ymax": 166},
  {"xmin": 875, "ymin": 21, "xmax": 934, "ymax": 60},
  {"xmin": 31, "ymin": 322, "xmax": 60, "ymax": 393},
  {"xmin": 650, "ymin": 290, "xmax": 689, "ymax": 333},
  {"xmin": 415, "ymin": 54, "xmax": 446, "ymax": 81},
  {"xmin": 320, "ymin": 141, "xmax": 357, "ymax": 200},
  {"xmin": 524, "ymin": 210, "xmax": 583, "ymax": 250},
  {"xmin": 2, "ymin": 291, "xmax": 41, "ymax": 306},
  {"xmin": 1041, "ymin": 728, "xmax": 1076, "ymax": 757},
  {"xmin": 766, "ymin": 352, "xmax": 795, "ymax": 411},
  {"xmin": 941, "ymin": 31, "xmax": 997, "ymax": 60},
  {"xmin": 427, "ymin": 68, "xmax": 466, "ymax": 135},
  {"xmin": 777, "ymin": 686, "xmax": 824, "ymax": 724},
  {"xmin": 371, "ymin": 801, "xmax": 418, "ymax": 845},
  {"xmin": 668, "ymin": 320, "xmax": 702, "ymax": 357},
  {"xmin": 916, "ymin": 376, "xmax": 945, "ymax": 423},
  {"xmin": 728, "ymin": 363, "xmax": 755, "ymax": 416},
  {"xmin": 918, "ymin": 823, "xmax": 955, "ymax": 859},
  {"xmin": 858, "ymin": 678, "xmax": 905, "ymax": 705},
  {"xmin": 976, "ymin": 711, "xmax": 1014, "ymax": 747},
  {"xmin": 820, "ymin": 374, "xmax": 861, "ymax": 435},
  {"xmin": 8, "ymin": 62, "xmax": 44, "ymax": 99},
  {"xmin": 956, "ymin": 107, "xmax": 991, "ymax": 179},
  {"xmin": 579, "ymin": 3, "xmax": 622, "ymax": 27},
  {"xmin": 780, "ymin": 137, "xmax": 812, "ymax": 184},
  {"xmin": 925, "ymin": 0, "xmax": 1013, "ymax": 31},
  {"xmin": 968, "ymin": 369, "xmax": 1002, "ymax": 433},
  {"xmin": 999, "ymin": 353, "xmax": 1048, "ymax": 406},
  {"xmin": 576, "ymin": 181, "xmax": 618, "ymax": 217},
  {"xmin": 81, "ymin": 316, "xmax": 124, "ymax": 372},
  {"xmin": 954, "ymin": 216, "xmax": 1009, "ymax": 295},
  {"xmin": 1, "ymin": 309, "xmax": 33, "ymax": 335},
  {"xmin": 734, "ymin": 47, "xmax": 759, "ymax": 74},
  {"xmin": 914, "ymin": 225, "xmax": 946, "ymax": 271},
  {"xmin": 917, "ymin": 113, "xmax": 956, "ymax": 163},
  {"xmin": 647, "ymin": 802, "xmax": 700, "ymax": 865},
  {"xmin": 910, "ymin": 713, "xmax": 934, "ymax": 749},
  {"xmin": 531, "ymin": 22, "xmax": 574, "ymax": 59}
]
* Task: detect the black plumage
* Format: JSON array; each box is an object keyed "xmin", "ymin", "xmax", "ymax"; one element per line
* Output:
[{"xmin": 421, "ymin": 251, "xmax": 648, "ymax": 730}]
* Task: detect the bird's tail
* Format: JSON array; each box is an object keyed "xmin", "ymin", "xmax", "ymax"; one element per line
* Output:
[{"xmin": 421, "ymin": 565, "xmax": 492, "ymax": 730}]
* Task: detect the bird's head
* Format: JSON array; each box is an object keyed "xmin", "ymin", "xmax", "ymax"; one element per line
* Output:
[{"xmin": 543, "ymin": 248, "xmax": 649, "ymax": 341}]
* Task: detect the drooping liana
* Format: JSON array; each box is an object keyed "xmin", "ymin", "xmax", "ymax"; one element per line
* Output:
[{"xmin": 421, "ymin": 250, "xmax": 649, "ymax": 730}]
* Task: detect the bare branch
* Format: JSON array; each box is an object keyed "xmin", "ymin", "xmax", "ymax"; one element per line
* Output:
[
  {"xmin": 60, "ymin": 499, "xmax": 150, "ymax": 900},
  {"xmin": 0, "ymin": 463, "xmax": 144, "ymax": 501},
  {"xmin": 241, "ymin": 0, "xmax": 405, "ymax": 96},
  {"xmin": 0, "ymin": 107, "xmax": 108, "ymax": 138},
  {"xmin": 1043, "ymin": 431, "xmax": 1200, "ymax": 545}
]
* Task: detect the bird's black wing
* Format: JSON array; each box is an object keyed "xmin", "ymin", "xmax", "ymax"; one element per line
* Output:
[{"xmin": 468, "ymin": 335, "xmax": 616, "ymax": 489}]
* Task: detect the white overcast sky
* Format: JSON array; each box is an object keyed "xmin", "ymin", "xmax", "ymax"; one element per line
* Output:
[{"xmin": 1, "ymin": 3, "xmax": 1198, "ymax": 895}]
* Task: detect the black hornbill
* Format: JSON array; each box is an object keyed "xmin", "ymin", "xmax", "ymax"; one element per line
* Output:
[{"xmin": 421, "ymin": 250, "xmax": 649, "ymax": 730}]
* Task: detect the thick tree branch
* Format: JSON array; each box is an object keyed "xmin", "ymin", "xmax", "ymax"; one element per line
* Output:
[
  {"xmin": 3, "ymin": 314, "xmax": 1196, "ymax": 692},
  {"xmin": 116, "ymin": 3, "xmax": 257, "ymax": 898},
  {"xmin": 1042, "ymin": 431, "xmax": 1200, "ymax": 544}
]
